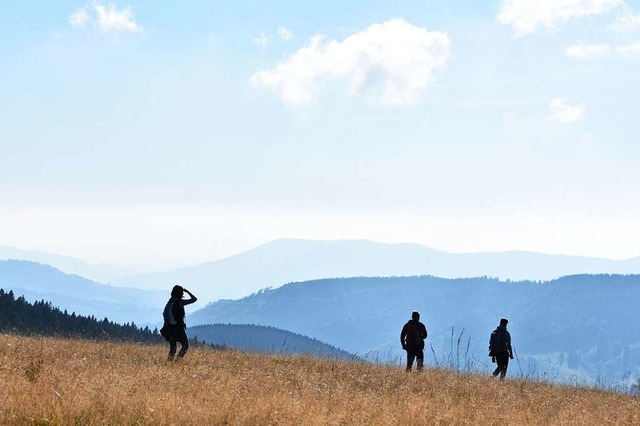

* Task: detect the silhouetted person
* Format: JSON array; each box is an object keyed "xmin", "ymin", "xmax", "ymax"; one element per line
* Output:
[
  {"xmin": 489, "ymin": 318, "xmax": 513, "ymax": 380},
  {"xmin": 400, "ymin": 310, "xmax": 428, "ymax": 371},
  {"xmin": 160, "ymin": 285, "xmax": 197, "ymax": 361}
]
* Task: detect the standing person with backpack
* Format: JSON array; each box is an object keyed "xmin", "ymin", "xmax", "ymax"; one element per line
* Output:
[
  {"xmin": 400, "ymin": 310, "xmax": 428, "ymax": 371},
  {"xmin": 160, "ymin": 285, "xmax": 198, "ymax": 361},
  {"xmin": 489, "ymin": 318, "xmax": 514, "ymax": 380}
]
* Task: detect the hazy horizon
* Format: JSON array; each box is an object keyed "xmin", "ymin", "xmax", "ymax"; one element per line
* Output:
[
  {"xmin": 2, "ymin": 1, "xmax": 639, "ymax": 269},
  {"xmin": 2, "ymin": 236, "xmax": 639, "ymax": 272}
]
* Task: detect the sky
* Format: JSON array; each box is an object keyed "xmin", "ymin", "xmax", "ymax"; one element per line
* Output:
[{"xmin": 1, "ymin": 0, "xmax": 640, "ymax": 269}]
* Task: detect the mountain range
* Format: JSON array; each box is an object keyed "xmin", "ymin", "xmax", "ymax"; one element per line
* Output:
[
  {"xmin": 189, "ymin": 274, "xmax": 640, "ymax": 384},
  {"xmin": 3, "ymin": 241, "xmax": 640, "ymax": 385},
  {"xmin": 113, "ymin": 239, "xmax": 640, "ymax": 303},
  {"xmin": 0, "ymin": 260, "xmax": 166, "ymax": 325},
  {"xmin": 0, "ymin": 245, "xmax": 136, "ymax": 283}
]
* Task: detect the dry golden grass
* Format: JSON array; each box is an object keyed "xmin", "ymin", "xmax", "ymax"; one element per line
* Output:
[{"xmin": 0, "ymin": 333, "xmax": 638, "ymax": 425}]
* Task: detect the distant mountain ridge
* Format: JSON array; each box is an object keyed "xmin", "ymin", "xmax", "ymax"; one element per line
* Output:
[
  {"xmin": 113, "ymin": 239, "xmax": 640, "ymax": 302},
  {"xmin": 0, "ymin": 260, "xmax": 166, "ymax": 325},
  {"xmin": 0, "ymin": 245, "xmax": 135, "ymax": 283}
]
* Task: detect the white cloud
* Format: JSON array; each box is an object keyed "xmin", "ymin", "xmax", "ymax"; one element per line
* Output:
[
  {"xmin": 611, "ymin": 12, "xmax": 640, "ymax": 31},
  {"xmin": 498, "ymin": 0, "xmax": 623, "ymax": 36},
  {"xmin": 68, "ymin": 3, "xmax": 142, "ymax": 36},
  {"xmin": 618, "ymin": 41, "xmax": 640, "ymax": 54},
  {"xmin": 250, "ymin": 19, "xmax": 451, "ymax": 106},
  {"xmin": 277, "ymin": 26, "xmax": 294, "ymax": 41},
  {"xmin": 565, "ymin": 43, "xmax": 611, "ymax": 58},
  {"xmin": 253, "ymin": 33, "xmax": 269, "ymax": 48},
  {"xmin": 69, "ymin": 8, "xmax": 89, "ymax": 28},
  {"xmin": 94, "ymin": 3, "xmax": 141, "ymax": 35},
  {"xmin": 548, "ymin": 98, "xmax": 585, "ymax": 123}
]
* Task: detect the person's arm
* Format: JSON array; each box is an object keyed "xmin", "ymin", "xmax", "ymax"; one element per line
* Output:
[
  {"xmin": 489, "ymin": 332, "xmax": 494, "ymax": 358},
  {"xmin": 400, "ymin": 324, "xmax": 407, "ymax": 349},
  {"xmin": 420, "ymin": 323, "xmax": 428, "ymax": 340},
  {"xmin": 182, "ymin": 289, "xmax": 198, "ymax": 305},
  {"xmin": 506, "ymin": 331, "xmax": 514, "ymax": 359}
]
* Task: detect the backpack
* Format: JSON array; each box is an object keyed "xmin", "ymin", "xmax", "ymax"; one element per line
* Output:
[
  {"xmin": 489, "ymin": 329, "xmax": 508, "ymax": 355},
  {"xmin": 404, "ymin": 321, "xmax": 424, "ymax": 348},
  {"xmin": 163, "ymin": 298, "xmax": 177, "ymax": 325}
]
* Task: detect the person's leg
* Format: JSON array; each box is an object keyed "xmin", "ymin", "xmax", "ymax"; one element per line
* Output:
[
  {"xmin": 176, "ymin": 327, "xmax": 189, "ymax": 359},
  {"xmin": 416, "ymin": 349, "xmax": 424, "ymax": 371},
  {"xmin": 493, "ymin": 354, "xmax": 505, "ymax": 377},
  {"xmin": 168, "ymin": 338, "xmax": 177, "ymax": 361},
  {"xmin": 499, "ymin": 357, "xmax": 509, "ymax": 380},
  {"xmin": 494, "ymin": 354, "xmax": 508, "ymax": 380},
  {"xmin": 406, "ymin": 349, "xmax": 416, "ymax": 371}
]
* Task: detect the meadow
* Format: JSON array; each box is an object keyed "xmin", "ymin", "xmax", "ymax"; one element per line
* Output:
[{"xmin": 1, "ymin": 333, "xmax": 638, "ymax": 425}]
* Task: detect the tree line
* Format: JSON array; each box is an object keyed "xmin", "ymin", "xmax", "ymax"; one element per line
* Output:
[{"xmin": 0, "ymin": 288, "xmax": 162, "ymax": 343}]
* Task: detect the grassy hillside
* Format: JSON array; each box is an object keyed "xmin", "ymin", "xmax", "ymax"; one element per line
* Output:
[{"xmin": 1, "ymin": 334, "xmax": 638, "ymax": 425}]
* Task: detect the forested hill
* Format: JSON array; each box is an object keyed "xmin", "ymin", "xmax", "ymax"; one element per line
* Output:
[
  {"xmin": 189, "ymin": 324, "xmax": 356, "ymax": 359},
  {"xmin": 0, "ymin": 288, "xmax": 161, "ymax": 343}
]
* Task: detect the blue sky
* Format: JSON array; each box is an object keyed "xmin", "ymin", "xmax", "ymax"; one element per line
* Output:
[{"xmin": 1, "ymin": 1, "xmax": 639, "ymax": 268}]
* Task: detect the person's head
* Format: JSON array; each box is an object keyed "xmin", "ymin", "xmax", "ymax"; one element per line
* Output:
[
  {"xmin": 500, "ymin": 318, "xmax": 509, "ymax": 326},
  {"xmin": 412, "ymin": 310, "xmax": 420, "ymax": 321},
  {"xmin": 171, "ymin": 285, "xmax": 184, "ymax": 298}
]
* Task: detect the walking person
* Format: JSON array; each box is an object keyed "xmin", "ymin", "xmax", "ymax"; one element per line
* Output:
[
  {"xmin": 160, "ymin": 285, "xmax": 198, "ymax": 361},
  {"xmin": 489, "ymin": 318, "xmax": 514, "ymax": 380},
  {"xmin": 400, "ymin": 310, "xmax": 428, "ymax": 371}
]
